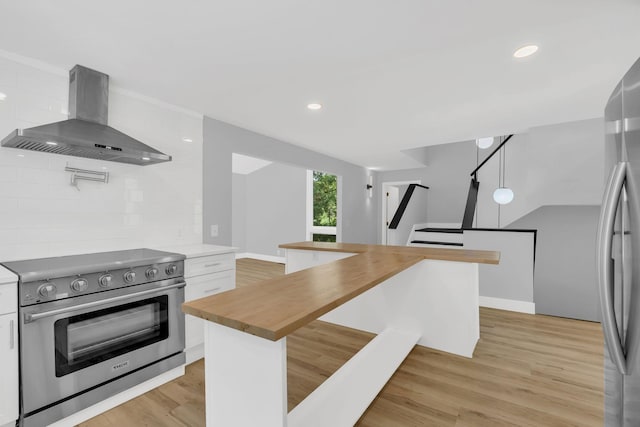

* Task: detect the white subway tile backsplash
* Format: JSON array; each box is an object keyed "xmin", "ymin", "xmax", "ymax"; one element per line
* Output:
[
  {"xmin": 0, "ymin": 57, "xmax": 203, "ymax": 260},
  {"xmin": 0, "ymin": 149, "xmax": 51, "ymax": 169},
  {"xmin": 127, "ymin": 189, "xmax": 144, "ymax": 203},
  {"xmin": 0, "ymin": 166, "xmax": 18, "ymax": 183},
  {"xmin": 0, "ymin": 198, "xmax": 18, "ymax": 212}
]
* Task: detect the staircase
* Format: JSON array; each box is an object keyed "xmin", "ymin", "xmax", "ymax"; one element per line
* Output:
[
  {"xmin": 406, "ymin": 176, "xmax": 479, "ymax": 247},
  {"xmin": 401, "ymin": 135, "xmax": 514, "ymax": 248},
  {"xmin": 386, "ymin": 184, "xmax": 430, "ymax": 245},
  {"xmin": 409, "ymin": 227, "xmax": 464, "ymax": 247}
]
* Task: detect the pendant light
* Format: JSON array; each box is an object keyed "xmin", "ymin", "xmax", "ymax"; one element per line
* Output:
[
  {"xmin": 493, "ymin": 142, "xmax": 514, "ymax": 205},
  {"xmin": 493, "ymin": 187, "xmax": 514, "ymax": 204},
  {"xmin": 476, "ymin": 136, "xmax": 494, "ymax": 149}
]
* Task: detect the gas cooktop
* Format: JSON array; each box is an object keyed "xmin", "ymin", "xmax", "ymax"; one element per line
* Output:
[
  {"xmin": 2, "ymin": 248, "xmax": 186, "ymax": 306},
  {"xmin": 2, "ymin": 248, "xmax": 185, "ymax": 283}
]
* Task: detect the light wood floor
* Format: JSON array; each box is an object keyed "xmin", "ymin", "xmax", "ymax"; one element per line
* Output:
[{"xmin": 80, "ymin": 258, "xmax": 604, "ymax": 426}]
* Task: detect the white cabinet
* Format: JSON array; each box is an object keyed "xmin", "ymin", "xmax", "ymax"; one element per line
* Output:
[
  {"xmin": 184, "ymin": 252, "xmax": 236, "ymax": 364},
  {"xmin": 0, "ymin": 273, "xmax": 18, "ymax": 427},
  {"xmin": 185, "ymin": 269, "xmax": 235, "ymax": 351},
  {"xmin": 0, "ymin": 313, "xmax": 17, "ymax": 426}
]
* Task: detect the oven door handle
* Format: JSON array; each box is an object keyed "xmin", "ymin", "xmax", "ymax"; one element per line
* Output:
[{"xmin": 24, "ymin": 282, "xmax": 186, "ymax": 324}]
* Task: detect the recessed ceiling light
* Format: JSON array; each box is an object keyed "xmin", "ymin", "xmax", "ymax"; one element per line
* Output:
[
  {"xmin": 307, "ymin": 103, "xmax": 322, "ymax": 110},
  {"xmin": 0, "ymin": 92, "xmax": 6, "ymax": 101},
  {"xmin": 17, "ymin": 154, "xmax": 24, "ymax": 158},
  {"xmin": 46, "ymin": 141, "xmax": 58, "ymax": 146},
  {"xmin": 513, "ymin": 45, "xmax": 539, "ymax": 58},
  {"xmin": 142, "ymin": 157, "xmax": 150, "ymax": 161},
  {"xmin": 182, "ymin": 137, "xmax": 193, "ymax": 143}
]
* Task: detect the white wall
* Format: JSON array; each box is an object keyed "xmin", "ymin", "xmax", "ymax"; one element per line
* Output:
[
  {"xmin": 231, "ymin": 173, "xmax": 247, "ymax": 252},
  {"xmin": 203, "ymin": 117, "xmax": 376, "ymax": 247},
  {"xmin": 236, "ymin": 162, "xmax": 306, "ymax": 257},
  {"xmin": 376, "ymin": 141, "xmax": 476, "ymax": 242},
  {"xmin": 0, "ymin": 56, "xmax": 203, "ymax": 260},
  {"xmin": 510, "ymin": 205, "xmax": 601, "ymax": 321},
  {"xmin": 475, "ymin": 118, "xmax": 605, "ymax": 227},
  {"xmin": 377, "ymin": 118, "xmax": 605, "ymax": 235}
]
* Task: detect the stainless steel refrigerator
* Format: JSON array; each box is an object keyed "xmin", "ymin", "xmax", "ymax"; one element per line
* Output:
[{"xmin": 598, "ymin": 56, "xmax": 640, "ymax": 426}]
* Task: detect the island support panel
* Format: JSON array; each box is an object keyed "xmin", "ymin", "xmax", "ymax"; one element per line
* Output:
[
  {"xmin": 287, "ymin": 249, "xmax": 481, "ymax": 357},
  {"xmin": 202, "ymin": 258, "xmax": 480, "ymax": 426},
  {"xmin": 320, "ymin": 259, "xmax": 480, "ymax": 357},
  {"xmin": 204, "ymin": 323, "xmax": 287, "ymax": 427},
  {"xmin": 203, "ymin": 322, "xmax": 419, "ymax": 427}
]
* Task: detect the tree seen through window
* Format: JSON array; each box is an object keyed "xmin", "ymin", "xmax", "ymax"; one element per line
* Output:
[{"xmin": 313, "ymin": 171, "xmax": 338, "ymax": 242}]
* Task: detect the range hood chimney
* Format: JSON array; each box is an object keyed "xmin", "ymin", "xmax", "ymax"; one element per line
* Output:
[{"xmin": 1, "ymin": 65, "xmax": 171, "ymax": 165}]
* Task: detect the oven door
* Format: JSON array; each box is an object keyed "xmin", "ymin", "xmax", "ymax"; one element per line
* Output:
[{"xmin": 20, "ymin": 279, "xmax": 185, "ymax": 415}]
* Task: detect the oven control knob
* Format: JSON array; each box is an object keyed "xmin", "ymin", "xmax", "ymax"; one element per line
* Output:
[
  {"xmin": 124, "ymin": 271, "xmax": 136, "ymax": 283},
  {"xmin": 99, "ymin": 274, "xmax": 113, "ymax": 288},
  {"xmin": 71, "ymin": 278, "xmax": 89, "ymax": 292},
  {"xmin": 38, "ymin": 282, "xmax": 57, "ymax": 298},
  {"xmin": 165, "ymin": 264, "xmax": 178, "ymax": 275},
  {"xmin": 146, "ymin": 267, "xmax": 159, "ymax": 279}
]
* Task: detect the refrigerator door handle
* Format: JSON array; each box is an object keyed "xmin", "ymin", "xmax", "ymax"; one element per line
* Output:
[{"xmin": 597, "ymin": 161, "xmax": 628, "ymax": 374}]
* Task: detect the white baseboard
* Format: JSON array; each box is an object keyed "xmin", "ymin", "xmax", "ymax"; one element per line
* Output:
[
  {"xmin": 49, "ymin": 366, "xmax": 185, "ymax": 427},
  {"xmin": 186, "ymin": 344, "xmax": 204, "ymax": 365},
  {"xmin": 479, "ymin": 296, "xmax": 535, "ymax": 314},
  {"xmin": 235, "ymin": 252, "xmax": 285, "ymax": 264}
]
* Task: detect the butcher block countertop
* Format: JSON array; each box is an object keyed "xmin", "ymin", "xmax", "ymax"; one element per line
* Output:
[
  {"xmin": 182, "ymin": 242, "xmax": 500, "ymax": 341},
  {"xmin": 279, "ymin": 241, "xmax": 500, "ymax": 265}
]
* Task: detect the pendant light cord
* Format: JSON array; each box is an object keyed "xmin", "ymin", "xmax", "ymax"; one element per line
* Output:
[
  {"xmin": 475, "ymin": 144, "xmax": 479, "ymax": 228},
  {"xmin": 502, "ymin": 143, "xmax": 507, "ymax": 188},
  {"xmin": 497, "ymin": 137, "xmax": 503, "ymax": 228}
]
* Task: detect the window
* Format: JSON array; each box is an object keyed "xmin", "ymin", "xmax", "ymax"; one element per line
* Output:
[
  {"xmin": 307, "ymin": 170, "xmax": 339, "ymax": 242},
  {"xmin": 312, "ymin": 234, "xmax": 337, "ymax": 242}
]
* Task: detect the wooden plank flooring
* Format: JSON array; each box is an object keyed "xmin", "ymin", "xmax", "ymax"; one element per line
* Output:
[{"xmin": 80, "ymin": 258, "xmax": 603, "ymax": 426}]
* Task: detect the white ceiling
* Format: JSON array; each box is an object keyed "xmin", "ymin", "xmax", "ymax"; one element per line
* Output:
[{"xmin": 1, "ymin": 0, "xmax": 639, "ymax": 170}]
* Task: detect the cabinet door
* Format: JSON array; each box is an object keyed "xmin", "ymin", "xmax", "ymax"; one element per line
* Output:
[
  {"xmin": 0, "ymin": 312, "xmax": 18, "ymax": 425},
  {"xmin": 185, "ymin": 270, "xmax": 235, "ymax": 351}
]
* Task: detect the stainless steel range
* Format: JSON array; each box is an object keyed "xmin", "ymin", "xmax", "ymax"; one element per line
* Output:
[{"xmin": 1, "ymin": 248, "xmax": 186, "ymax": 427}]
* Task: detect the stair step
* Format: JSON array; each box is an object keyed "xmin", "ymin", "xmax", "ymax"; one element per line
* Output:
[
  {"xmin": 410, "ymin": 240, "xmax": 464, "ymax": 247},
  {"xmin": 413, "ymin": 231, "xmax": 463, "ymax": 244},
  {"xmin": 415, "ymin": 228, "xmax": 463, "ymax": 234}
]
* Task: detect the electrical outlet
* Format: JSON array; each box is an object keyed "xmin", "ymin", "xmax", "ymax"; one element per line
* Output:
[{"xmin": 210, "ymin": 224, "xmax": 219, "ymax": 237}]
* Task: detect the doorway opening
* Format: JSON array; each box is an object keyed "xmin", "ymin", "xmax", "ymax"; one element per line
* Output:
[{"xmin": 381, "ymin": 180, "xmax": 421, "ymax": 245}]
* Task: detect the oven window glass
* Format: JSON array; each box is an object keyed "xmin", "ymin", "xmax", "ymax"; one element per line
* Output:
[{"xmin": 54, "ymin": 295, "xmax": 169, "ymax": 377}]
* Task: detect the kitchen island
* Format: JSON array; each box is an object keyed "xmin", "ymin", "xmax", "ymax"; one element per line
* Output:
[{"xmin": 182, "ymin": 242, "xmax": 499, "ymax": 427}]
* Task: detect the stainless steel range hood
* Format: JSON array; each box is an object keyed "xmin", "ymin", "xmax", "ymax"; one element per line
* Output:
[{"xmin": 1, "ymin": 65, "xmax": 171, "ymax": 165}]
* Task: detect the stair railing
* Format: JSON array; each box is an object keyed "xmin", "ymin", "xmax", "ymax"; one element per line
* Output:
[
  {"xmin": 388, "ymin": 184, "xmax": 430, "ymax": 230},
  {"xmin": 464, "ymin": 134, "xmax": 514, "ymax": 227}
]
